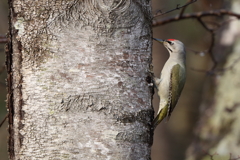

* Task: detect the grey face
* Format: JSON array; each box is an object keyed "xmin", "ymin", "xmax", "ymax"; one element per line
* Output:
[{"xmin": 163, "ymin": 40, "xmax": 185, "ymax": 54}]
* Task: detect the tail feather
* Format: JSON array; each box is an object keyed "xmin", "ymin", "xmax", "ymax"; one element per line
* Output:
[{"xmin": 153, "ymin": 104, "xmax": 168, "ymax": 129}]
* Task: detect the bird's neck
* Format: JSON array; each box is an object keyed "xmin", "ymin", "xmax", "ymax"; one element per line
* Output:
[{"xmin": 169, "ymin": 52, "xmax": 186, "ymax": 64}]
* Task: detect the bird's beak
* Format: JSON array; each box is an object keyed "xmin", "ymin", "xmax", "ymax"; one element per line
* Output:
[{"xmin": 153, "ymin": 38, "xmax": 164, "ymax": 43}]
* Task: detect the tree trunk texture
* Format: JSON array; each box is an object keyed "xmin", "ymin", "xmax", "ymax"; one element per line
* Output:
[
  {"xmin": 6, "ymin": 0, "xmax": 153, "ymax": 159},
  {"xmin": 186, "ymin": 1, "xmax": 240, "ymax": 159}
]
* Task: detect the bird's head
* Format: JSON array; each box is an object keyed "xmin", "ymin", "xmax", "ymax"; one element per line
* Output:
[{"xmin": 153, "ymin": 38, "xmax": 186, "ymax": 55}]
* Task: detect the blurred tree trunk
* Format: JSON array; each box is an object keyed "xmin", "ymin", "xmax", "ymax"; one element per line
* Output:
[
  {"xmin": 7, "ymin": 0, "xmax": 153, "ymax": 159},
  {"xmin": 186, "ymin": 1, "xmax": 240, "ymax": 159}
]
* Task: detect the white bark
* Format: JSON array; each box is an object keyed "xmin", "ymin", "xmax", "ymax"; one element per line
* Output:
[{"xmin": 7, "ymin": 0, "xmax": 153, "ymax": 159}]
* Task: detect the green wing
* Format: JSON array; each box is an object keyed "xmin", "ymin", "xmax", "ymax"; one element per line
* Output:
[{"xmin": 167, "ymin": 64, "xmax": 186, "ymax": 118}]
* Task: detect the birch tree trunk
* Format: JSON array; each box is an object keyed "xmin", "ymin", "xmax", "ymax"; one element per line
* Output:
[
  {"xmin": 186, "ymin": 1, "xmax": 240, "ymax": 159},
  {"xmin": 6, "ymin": 0, "xmax": 153, "ymax": 159}
]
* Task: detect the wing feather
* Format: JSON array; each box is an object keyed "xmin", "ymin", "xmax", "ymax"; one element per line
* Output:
[{"xmin": 167, "ymin": 64, "xmax": 185, "ymax": 118}]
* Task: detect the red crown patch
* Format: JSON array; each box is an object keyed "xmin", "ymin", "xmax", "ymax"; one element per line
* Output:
[{"xmin": 167, "ymin": 39, "xmax": 176, "ymax": 41}]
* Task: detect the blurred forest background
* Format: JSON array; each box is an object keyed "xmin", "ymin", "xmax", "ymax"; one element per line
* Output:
[
  {"xmin": 0, "ymin": 0, "xmax": 239, "ymax": 160},
  {"xmin": 0, "ymin": 0, "xmax": 8, "ymax": 159}
]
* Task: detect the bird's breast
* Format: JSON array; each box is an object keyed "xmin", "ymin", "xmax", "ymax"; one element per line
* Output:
[{"xmin": 158, "ymin": 59, "xmax": 185, "ymax": 98}]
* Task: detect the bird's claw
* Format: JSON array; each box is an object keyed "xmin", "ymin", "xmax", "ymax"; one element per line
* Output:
[{"xmin": 147, "ymin": 69, "xmax": 154, "ymax": 75}]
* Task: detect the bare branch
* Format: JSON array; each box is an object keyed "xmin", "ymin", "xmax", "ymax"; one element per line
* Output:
[
  {"xmin": 208, "ymin": 31, "xmax": 217, "ymax": 70},
  {"xmin": 153, "ymin": 9, "xmax": 240, "ymax": 73},
  {"xmin": 203, "ymin": 20, "xmax": 221, "ymax": 29},
  {"xmin": 153, "ymin": 0, "xmax": 197, "ymax": 18},
  {"xmin": 153, "ymin": 9, "xmax": 240, "ymax": 27},
  {"xmin": 179, "ymin": 0, "xmax": 196, "ymax": 18},
  {"xmin": 196, "ymin": 18, "xmax": 217, "ymax": 70},
  {"xmin": 197, "ymin": 18, "xmax": 211, "ymax": 31},
  {"xmin": 0, "ymin": 114, "xmax": 8, "ymax": 128},
  {"xmin": 190, "ymin": 67, "xmax": 216, "ymax": 76}
]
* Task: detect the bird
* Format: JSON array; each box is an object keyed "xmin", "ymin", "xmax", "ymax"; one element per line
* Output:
[{"xmin": 152, "ymin": 38, "xmax": 186, "ymax": 129}]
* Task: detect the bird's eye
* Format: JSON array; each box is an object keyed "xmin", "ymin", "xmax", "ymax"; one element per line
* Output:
[{"xmin": 167, "ymin": 41, "xmax": 173, "ymax": 45}]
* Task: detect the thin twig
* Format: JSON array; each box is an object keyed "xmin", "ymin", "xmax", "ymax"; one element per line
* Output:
[
  {"xmin": 190, "ymin": 67, "xmax": 216, "ymax": 76},
  {"xmin": 196, "ymin": 18, "xmax": 218, "ymax": 70},
  {"xmin": 208, "ymin": 31, "xmax": 217, "ymax": 70},
  {"xmin": 153, "ymin": 0, "xmax": 197, "ymax": 18},
  {"xmin": 153, "ymin": 9, "xmax": 240, "ymax": 73},
  {"xmin": 153, "ymin": 9, "xmax": 240, "ymax": 27},
  {"xmin": 0, "ymin": 114, "xmax": 8, "ymax": 128},
  {"xmin": 179, "ymin": 0, "xmax": 195, "ymax": 18},
  {"xmin": 197, "ymin": 18, "xmax": 210, "ymax": 30}
]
